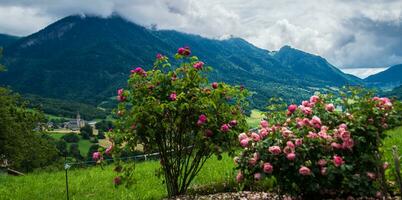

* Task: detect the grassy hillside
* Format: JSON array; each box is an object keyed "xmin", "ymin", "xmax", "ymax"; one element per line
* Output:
[{"xmin": 0, "ymin": 154, "xmax": 237, "ymax": 200}]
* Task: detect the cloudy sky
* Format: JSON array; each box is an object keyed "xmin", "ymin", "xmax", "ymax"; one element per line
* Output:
[{"xmin": 0, "ymin": 0, "xmax": 401, "ymax": 78}]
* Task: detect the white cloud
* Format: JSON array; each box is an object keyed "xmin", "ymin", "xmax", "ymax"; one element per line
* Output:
[{"xmin": 0, "ymin": 0, "xmax": 401, "ymax": 69}]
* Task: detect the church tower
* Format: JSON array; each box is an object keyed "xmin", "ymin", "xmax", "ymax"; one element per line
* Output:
[{"xmin": 76, "ymin": 112, "xmax": 81, "ymax": 128}]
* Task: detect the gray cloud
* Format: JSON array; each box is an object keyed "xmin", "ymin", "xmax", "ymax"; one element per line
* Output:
[{"xmin": 0, "ymin": 0, "xmax": 401, "ymax": 72}]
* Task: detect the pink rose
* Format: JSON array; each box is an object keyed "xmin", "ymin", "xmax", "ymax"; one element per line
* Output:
[
  {"xmin": 325, "ymin": 103, "xmax": 335, "ymax": 112},
  {"xmin": 197, "ymin": 114, "xmax": 207, "ymax": 125},
  {"xmin": 333, "ymin": 155, "xmax": 344, "ymax": 167},
  {"xmin": 302, "ymin": 106, "xmax": 313, "ymax": 115},
  {"xmin": 253, "ymin": 152, "xmax": 260, "ymax": 160},
  {"xmin": 287, "ymin": 153, "xmax": 296, "ymax": 161},
  {"xmin": 251, "ymin": 132, "xmax": 261, "ymax": 142},
  {"xmin": 260, "ymin": 120, "xmax": 269, "ymax": 128},
  {"xmin": 236, "ymin": 171, "xmax": 244, "ymax": 183},
  {"xmin": 131, "ymin": 67, "xmax": 146, "ymax": 76},
  {"xmin": 229, "ymin": 120, "xmax": 238, "ymax": 127},
  {"xmin": 331, "ymin": 142, "xmax": 342, "ymax": 149},
  {"xmin": 367, "ymin": 172, "xmax": 376, "ymax": 180},
  {"xmin": 238, "ymin": 133, "xmax": 248, "ymax": 142},
  {"xmin": 259, "ymin": 128, "xmax": 268, "ymax": 138},
  {"xmin": 268, "ymin": 146, "xmax": 281, "ymax": 155},
  {"xmin": 220, "ymin": 124, "xmax": 230, "ymax": 132},
  {"xmin": 339, "ymin": 123, "xmax": 347, "ymax": 129},
  {"xmin": 286, "ymin": 141, "xmax": 295, "ymax": 149},
  {"xmin": 295, "ymin": 139, "xmax": 303, "ymax": 146},
  {"xmin": 263, "ymin": 162, "xmax": 273, "ymax": 173},
  {"xmin": 283, "ymin": 146, "xmax": 293, "ymax": 154},
  {"xmin": 205, "ymin": 129, "xmax": 213, "ymax": 137},
  {"xmin": 317, "ymin": 159, "xmax": 327, "ymax": 167},
  {"xmin": 169, "ymin": 92, "xmax": 177, "ymax": 101},
  {"xmin": 342, "ymin": 138, "xmax": 354, "ymax": 150},
  {"xmin": 288, "ymin": 104, "xmax": 297, "ymax": 113},
  {"xmin": 105, "ymin": 145, "xmax": 113, "ymax": 155},
  {"xmin": 320, "ymin": 167, "xmax": 327, "ymax": 176},
  {"xmin": 211, "ymin": 82, "xmax": 218, "ymax": 89},
  {"xmin": 92, "ymin": 152, "xmax": 102, "ymax": 161},
  {"xmin": 310, "ymin": 95, "xmax": 320, "ymax": 104},
  {"xmin": 240, "ymin": 138, "xmax": 250, "ymax": 148},
  {"xmin": 177, "ymin": 46, "xmax": 191, "ymax": 56},
  {"xmin": 310, "ymin": 116, "xmax": 321, "ymax": 129},
  {"xmin": 302, "ymin": 101, "xmax": 311, "ymax": 107},
  {"xmin": 193, "ymin": 61, "xmax": 204, "ymax": 70},
  {"xmin": 299, "ymin": 166, "xmax": 311, "ymax": 176},
  {"xmin": 254, "ymin": 173, "xmax": 262, "ymax": 181},
  {"xmin": 156, "ymin": 53, "xmax": 163, "ymax": 60},
  {"xmin": 248, "ymin": 157, "xmax": 257, "ymax": 166}
]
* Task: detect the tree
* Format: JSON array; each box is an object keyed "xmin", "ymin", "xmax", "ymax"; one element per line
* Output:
[
  {"xmin": 110, "ymin": 48, "xmax": 249, "ymax": 197},
  {"xmin": 55, "ymin": 140, "xmax": 68, "ymax": 157},
  {"xmin": 80, "ymin": 124, "xmax": 93, "ymax": 139},
  {"xmin": 69, "ymin": 143, "xmax": 82, "ymax": 160},
  {"xmin": 0, "ymin": 88, "xmax": 59, "ymax": 172},
  {"xmin": 95, "ymin": 120, "xmax": 113, "ymax": 132},
  {"xmin": 62, "ymin": 133, "xmax": 80, "ymax": 143}
]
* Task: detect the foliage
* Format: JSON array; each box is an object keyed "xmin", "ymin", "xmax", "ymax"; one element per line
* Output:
[
  {"xmin": 235, "ymin": 88, "xmax": 401, "ymax": 197},
  {"xmin": 108, "ymin": 48, "xmax": 249, "ymax": 197},
  {"xmin": 95, "ymin": 120, "xmax": 113, "ymax": 132},
  {"xmin": 62, "ymin": 133, "xmax": 80, "ymax": 143},
  {"xmin": 25, "ymin": 94, "xmax": 108, "ymax": 120},
  {"xmin": 80, "ymin": 124, "xmax": 93, "ymax": 140},
  {"xmin": 0, "ymin": 88, "xmax": 60, "ymax": 172},
  {"xmin": 69, "ymin": 143, "xmax": 83, "ymax": 160},
  {"xmin": 97, "ymin": 132, "xmax": 106, "ymax": 139},
  {"xmin": 55, "ymin": 140, "xmax": 68, "ymax": 157}
]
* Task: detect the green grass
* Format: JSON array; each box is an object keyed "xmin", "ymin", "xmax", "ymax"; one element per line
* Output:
[
  {"xmin": 383, "ymin": 126, "xmax": 402, "ymax": 164},
  {"xmin": 48, "ymin": 133, "xmax": 94, "ymax": 156},
  {"xmin": 246, "ymin": 109, "xmax": 265, "ymax": 128},
  {"xmin": 0, "ymin": 155, "xmax": 236, "ymax": 200}
]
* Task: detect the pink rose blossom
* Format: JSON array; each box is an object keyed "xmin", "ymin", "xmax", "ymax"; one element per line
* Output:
[
  {"xmin": 251, "ymin": 132, "xmax": 261, "ymax": 142},
  {"xmin": 205, "ymin": 129, "xmax": 213, "ymax": 137},
  {"xmin": 177, "ymin": 47, "xmax": 191, "ymax": 56},
  {"xmin": 169, "ymin": 92, "xmax": 177, "ymax": 101},
  {"xmin": 156, "ymin": 53, "xmax": 163, "ymax": 60},
  {"xmin": 288, "ymin": 104, "xmax": 297, "ymax": 113},
  {"xmin": 229, "ymin": 120, "xmax": 238, "ymax": 127},
  {"xmin": 105, "ymin": 145, "xmax": 113, "ymax": 155},
  {"xmin": 287, "ymin": 153, "xmax": 296, "ymax": 161},
  {"xmin": 131, "ymin": 67, "xmax": 147, "ymax": 76},
  {"xmin": 299, "ymin": 166, "xmax": 311, "ymax": 176},
  {"xmin": 310, "ymin": 95, "xmax": 320, "ymax": 104},
  {"xmin": 268, "ymin": 146, "xmax": 281, "ymax": 155},
  {"xmin": 333, "ymin": 155, "xmax": 344, "ymax": 167},
  {"xmin": 253, "ymin": 152, "xmax": 260, "ymax": 160},
  {"xmin": 240, "ymin": 138, "xmax": 250, "ymax": 148},
  {"xmin": 317, "ymin": 159, "xmax": 327, "ymax": 167},
  {"xmin": 286, "ymin": 141, "xmax": 295, "ymax": 149},
  {"xmin": 302, "ymin": 101, "xmax": 311, "ymax": 107},
  {"xmin": 307, "ymin": 131, "xmax": 318, "ymax": 139},
  {"xmin": 283, "ymin": 146, "xmax": 293, "ymax": 154},
  {"xmin": 211, "ymin": 82, "xmax": 218, "ymax": 89},
  {"xmin": 236, "ymin": 171, "xmax": 244, "ymax": 183},
  {"xmin": 325, "ymin": 103, "xmax": 335, "ymax": 112},
  {"xmin": 295, "ymin": 139, "xmax": 303, "ymax": 146},
  {"xmin": 197, "ymin": 114, "xmax": 207, "ymax": 126},
  {"xmin": 342, "ymin": 138, "xmax": 354, "ymax": 150},
  {"xmin": 263, "ymin": 162, "xmax": 273, "ymax": 173},
  {"xmin": 302, "ymin": 106, "xmax": 313, "ymax": 115},
  {"xmin": 331, "ymin": 142, "xmax": 342, "ymax": 149},
  {"xmin": 248, "ymin": 157, "xmax": 257, "ymax": 166},
  {"xmin": 238, "ymin": 133, "xmax": 248, "ymax": 142},
  {"xmin": 367, "ymin": 172, "xmax": 376, "ymax": 180},
  {"xmin": 259, "ymin": 128, "xmax": 268, "ymax": 138},
  {"xmin": 320, "ymin": 167, "xmax": 327, "ymax": 176},
  {"xmin": 220, "ymin": 124, "xmax": 230, "ymax": 132},
  {"xmin": 339, "ymin": 123, "xmax": 347, "ymax": 129},
  {"xmin": 260, "ymin": 120, "xmax": 269, "ymax": 128},
  {"xmin": 92, "ymin": 152, "xmax": 102, "ymax": 161},
  {"xmin": 310, "ymin": 116, "xmax": 322, "ymax": 129},
  {"xmin": 254, "ymin": 172, "xmax": 262, "ymax": 181},
  {"xmin": 193, "ymin": 61, "xmax": 204, "ymax": 70}
]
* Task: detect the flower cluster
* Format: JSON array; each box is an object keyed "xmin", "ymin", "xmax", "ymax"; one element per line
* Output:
[{"xmin": 234, "ymin": 91, "xmax": 398, "ymax": 197}]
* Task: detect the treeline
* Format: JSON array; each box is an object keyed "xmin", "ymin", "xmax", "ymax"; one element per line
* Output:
[{"xmin": 25, "ymin": 94, "xmax": 109, "ymax": 120}]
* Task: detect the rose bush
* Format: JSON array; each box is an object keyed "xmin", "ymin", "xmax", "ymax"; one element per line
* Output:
[
  {"xmin": 235, "ymin": 88, "xmax": 401, "ymax": 197},
  {"xmin": 106, "ymin": 47, "xmax": 249, "ymax": 197}
]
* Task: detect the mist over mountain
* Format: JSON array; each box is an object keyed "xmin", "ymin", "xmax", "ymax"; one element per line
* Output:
[{"xmin": 0, "ymin": 15, "xmax": 363, "ymax": 108}]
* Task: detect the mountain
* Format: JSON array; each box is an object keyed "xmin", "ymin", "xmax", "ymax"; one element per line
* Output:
[
  {"xmin": 0, "ymin": 33, "xmax": 20, "ymax": 47},
  {"xmin": 365, "ymin": 64, "xmax": 402, "ymax": 88},
  {"xmin": 0, "ymin": 15, "xmax": 362, "ymax": 108},
  {"xmin": 384, "ymin": 85, "xmax": 402, "ymax": 100}
]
